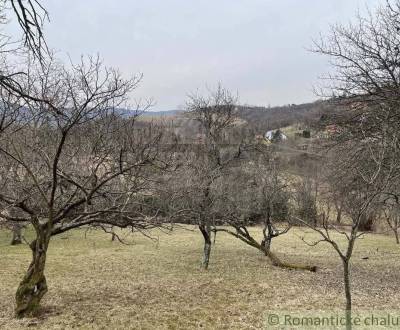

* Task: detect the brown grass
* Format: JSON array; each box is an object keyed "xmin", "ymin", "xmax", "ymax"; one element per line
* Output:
[{"xmin": 0, "ymin": 226, "xmax": 399, "ymax": 329}]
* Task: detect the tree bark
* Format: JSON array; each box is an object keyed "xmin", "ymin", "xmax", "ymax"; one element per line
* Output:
[
  {"xmin": 395, "ymin": 230, "xmax": 399, "ymax": 245},
  {"xmin": 265, "ymin": 248, "xmax": 317, "ymax": 272},
  {"xmin": 11, "ymin": 224, "xmax": 22, "ymax": 245},
  {"xmin": 261, "ymin": 211, "xmax": 316, "ymax": 272},
  {"xmin": 262, "ymin": 237, "xmax": 272, "ymax": 256},
  {"xmin": 199, "ymin": 224, "xmax": 212, "ymax": 270},
  {"xmin": 15, "ymin": 233, "xmax": 49, "ymax": 318},
  {"xmin": 262, "ymin": 207, "xmax": 273, "ymax": 255},
  {"xmin": 336, "ymin": 207, "xmax": 342, "ymax": 224},
  {"xmin": 343, "ymin": 259, "xmax": 352, "ymax": 330},
  {"xmin": 220, "ymin": 227, "xmax": 317, "ymax": 272}
]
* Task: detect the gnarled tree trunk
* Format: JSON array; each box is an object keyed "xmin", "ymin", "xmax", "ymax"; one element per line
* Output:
[
  {"xmin": 262, "ymin": 210, "xmax": 317, "ymax": 272},
  {"xmin": 218, "ymin": 227, "xmax": 317, "ymax": 272},
  {"xmin": 261, "ymin": 207, "xmax": 273, "ymax": 255},
  {"xmin": 15, "ymin": 232, "xmax": 50, "ymax": 318},
  {"xmin": 199, "ymin": 224, "xmax": 212, "ymax": 270},
  {"xmin": 263, "ymin": 247, "xmax": 317, "ymax": 272}
]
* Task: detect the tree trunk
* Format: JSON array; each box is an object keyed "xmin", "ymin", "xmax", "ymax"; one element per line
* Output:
[
  {"xmin": 15, "ymin": 234, "xmax": 49, "ymax": 318},
  {"xmin": 393, "ymin": 222, "xmax": 400, "ymax": 244},
  {"xmin": 261, "ymin": 211, "xmax": 316, "ymax": 272},
  {"xmin": 343, "ymin": 259, "xmax": 352, "ymax": 330},
  {"xmin": 262, "ymin": 237, "xmax": 272, "ymax": 256},
  {"xmin": 262, "ymin": 207, "xmax": 273, "ymax": 255},
  {"xmin": 11, "ymin": 224, "xmax": 22, "ymax": 245},
  {"xmin": 336, "ymin": 207, "xmax": 342, "ymax": 224},
  {"xmin": 264, "ymin": 249, "xmax": 317, "ymax": 272},
  {"xmin": 199, "ymin": 224, "xmax": 212, "ymax": 270},
  {"xmin": 395, "ymin": 230, "xmax": 399, "ymax": 245}
]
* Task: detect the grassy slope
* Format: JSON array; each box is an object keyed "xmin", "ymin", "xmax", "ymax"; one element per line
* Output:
[{"xmin": 0, "ymin": 226, "xmax": 399, "ymax": 329}]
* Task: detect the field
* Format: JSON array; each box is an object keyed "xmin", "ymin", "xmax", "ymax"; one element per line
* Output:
[{"xmin": 1, "ymin": 226, "xmax": 400, "ymax": 329}]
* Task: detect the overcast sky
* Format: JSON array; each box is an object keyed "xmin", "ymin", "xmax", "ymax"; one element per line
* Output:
[{"xmin": 13, "ymin": 0, "xmax": 383, "ymax": 110}]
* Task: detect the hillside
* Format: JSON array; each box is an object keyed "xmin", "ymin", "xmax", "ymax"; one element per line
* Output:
[
  {"xmin": 237, "ymin": 100, "xmax": 336, "ymax": 133},
  {"xmin": 133, "ymin": 100, "xmax": 337, "ymax": 134}
]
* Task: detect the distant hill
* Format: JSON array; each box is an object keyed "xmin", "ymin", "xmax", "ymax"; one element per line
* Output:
[
  {"xmin": 115, "ymin": 101, "xmax": 339, "ymax": 133},
  {"xmin": 112, "ymin": 109, "xmax": 182, "ymax": 118},
  {"xmin": 237, "ymin": 101, "xmax": 336, "ymax": 133},
  {"xmin": 142, "ymin": 110, "xmax": 182, "ymax": 117}
]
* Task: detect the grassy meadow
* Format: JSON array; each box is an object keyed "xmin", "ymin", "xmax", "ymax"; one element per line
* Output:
[{"xmin": 0, "ymin": 226, "xmax": 400, "ymax": 329}]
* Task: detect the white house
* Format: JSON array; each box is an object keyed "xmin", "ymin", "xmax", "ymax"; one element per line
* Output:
[{"xmin": 265, "ymin": 130, "xmax": 287, "ymax": 141}]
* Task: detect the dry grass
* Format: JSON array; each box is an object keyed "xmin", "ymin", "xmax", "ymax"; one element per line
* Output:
[{"xmin": 0, "ymin": 226, "xmax": 400, "ymax": 329}]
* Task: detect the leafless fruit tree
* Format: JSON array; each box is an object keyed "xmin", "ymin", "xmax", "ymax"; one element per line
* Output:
[
  {"xmin": 308, "ymin": 4, "xmax": 400, "ymax": 327},
  {"xmin": 0, "ymin": 55, "xmax": 170, "ymax": 318},
  {"xmin": 383, "ymin": 201, "xmax": 400, "ymax": 244},
  {"xmin": 216, "ymin": 149, "xmax": 317, "ymax": 271},
  {"xmin": 313, "ymin": 0, "xmax": 400, "ymax": 200},
  {"xmin": 0, "ymin": 85, "xmax": 28, "ymax": 244},
  {"xmin": 295, "ymin": 145, "xmax": 392, "ymax": 330},
  {"xmin": 182, "ymin": 85, "xmax": 242, "ymax": 269}
]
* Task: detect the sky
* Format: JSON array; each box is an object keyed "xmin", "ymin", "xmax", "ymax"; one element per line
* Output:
[{"xmin": 10, "ymin": 0, "xmax": 384, "ymax": 110}]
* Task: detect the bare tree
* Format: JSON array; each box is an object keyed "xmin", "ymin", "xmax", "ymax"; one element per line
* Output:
[
  {"xmin": 0, "ymin": 85, "xmax": 27, "ymax": 244},
  {"xmin": 0, "ymin": 0, "xmax": 49, "ymax": 101},
  {"xmin": 293, "ymin": 176, "xmax": 318, "ymax": 226},
  {"xmin": 0, "ymin": 56, "xmax": 171, "ymax": 318},
  {"xmin": 295, "ymin": 146, "xmax": 392, "ymax": 330},
  {"xmin": 9, "ymin": 0, "xmax": 49, "ymax": 58},
  {"xmin": 332, "ymin": 191, "xmax": 343, "ymax": 224},
  {"xmin": 313, "ymin": 0, "xmax": 400, "ymax": 200},
  {"xmin": 182, "ymin": 85, "xmax": 241, "ymax": 270},
  {"xmin": 310, "ymin": 4, "xmax": 400, "ymax": 326},
  {"xmin": 215, "ymin": 150, "xmax": 317, "ymax": 271},
  {"xmin": 383, "ymin": 201, "xmax": 400, "ymax": 244}
]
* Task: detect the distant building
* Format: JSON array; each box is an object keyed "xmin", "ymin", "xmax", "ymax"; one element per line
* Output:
[
  {"xmin": 265, "ymin": 130, "xmax": 274, "ymax": 140},
  {"xmin": 325, "ymin": 125, "xmax": 339, "ymax": 134},
  {"xmin": 265, "ymin": 129, "xmax": 287, "ymax": 142}
]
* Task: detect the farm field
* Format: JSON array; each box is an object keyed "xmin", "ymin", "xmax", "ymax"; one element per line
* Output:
[{"xmin": 1, "ymin": 226, "xmax": 399, "ymax": 329}]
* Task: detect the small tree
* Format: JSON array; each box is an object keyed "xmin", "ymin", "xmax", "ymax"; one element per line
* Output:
[
  {"xmin": 294, "ymin": 177, "xmax": 318, "ymax": 226},
  {"xmin": 383, "ymin": 201, "xmax": 400, "ymax": 244},
  {"xmin": 312, "ymin": 0, "xmax": 400, "ymax": 204},
  {"xmin": 0, "ymin": 56, "xmax": 169, "ymax": 318},
  {"xmin": 0, "ymin": 86, "xmax": 27, "ymax": 246},
  {"xmin": 183, "ymin": 85, "xmax": 241, "ymax": 270},
  {"xmin": 295, "ymin": 146, "xmax": 391, "ymax": 330},
  {"xmin": 310, "ymin": 3, "xmax": 400, "ymax": 326},
  {"xmin": 216, "ymin": 150, "xmax": 317, "ymax": 271}
]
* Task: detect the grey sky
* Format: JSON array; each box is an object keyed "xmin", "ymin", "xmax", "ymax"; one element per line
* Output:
[{"xmin": 22, "ymin": 0, "xmax": 384, "ymax": 110}]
